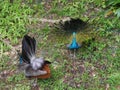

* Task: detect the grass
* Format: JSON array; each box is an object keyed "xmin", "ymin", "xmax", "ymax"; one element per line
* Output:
[{"xmin": 0, "ymin": 0, "xmax": 120, "ymax": 90}]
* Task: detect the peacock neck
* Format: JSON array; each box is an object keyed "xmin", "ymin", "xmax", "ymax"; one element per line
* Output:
[{"xmin": 72, "ymin": 32, "xmax": 77, "ymax": 43}]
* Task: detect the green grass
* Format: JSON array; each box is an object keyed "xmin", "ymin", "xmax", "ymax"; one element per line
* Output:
[{"xmin": 0, "ymin": 0, "xmax": 120, "ymax": 90}]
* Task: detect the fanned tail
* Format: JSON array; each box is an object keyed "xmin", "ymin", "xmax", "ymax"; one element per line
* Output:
[
  {"xmin": 22, "ymin": 35, "xmax": 36, "ymax": 63},
  {"xmin": 18, "ymin": 35, "xmax": 52, "ymax": 77}
]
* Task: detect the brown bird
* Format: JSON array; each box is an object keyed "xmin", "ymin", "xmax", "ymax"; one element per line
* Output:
[{"xmin": 18, "ymin": 35, "xmax": 51, "ymax": 87}]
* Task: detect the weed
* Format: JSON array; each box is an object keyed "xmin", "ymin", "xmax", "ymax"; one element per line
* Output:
[{"xmin": 0, "ymin": 0, "xmax": 120, "ymax": 90}]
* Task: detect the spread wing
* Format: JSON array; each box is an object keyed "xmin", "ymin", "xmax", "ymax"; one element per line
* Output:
[{"xmin": 22, "ymin": 35, "xmax": 36, "ymax": 63}]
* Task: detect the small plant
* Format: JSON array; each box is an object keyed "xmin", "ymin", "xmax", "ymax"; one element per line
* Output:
[
  {"xmin": 105, "ymin": 0, "xmax": 120, "ymax": 18},
  {"xmin": 0, "ymin": 0, "xmax": 34, "ymax": 52}
]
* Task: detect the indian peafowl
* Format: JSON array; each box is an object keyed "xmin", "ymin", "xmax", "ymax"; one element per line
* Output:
[
  {"xmin": 67, "ymin": 32, "xmax": 81, "ymax": 58},
  {"xmin": 67, "ymin": 32, "xmax": 81, "ymax": 49},
  {"xmin": 18, "ymin": 35, "xmax": 51, "ymax": 80},
  {"xmin": 55, "ymin": 18, "xmax": 86, "ymax": 57}
]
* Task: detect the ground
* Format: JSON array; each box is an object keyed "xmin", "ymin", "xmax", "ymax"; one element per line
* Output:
[{"xmin": 0, "ymin": 0, "xmax": 120, "ymax": 90}]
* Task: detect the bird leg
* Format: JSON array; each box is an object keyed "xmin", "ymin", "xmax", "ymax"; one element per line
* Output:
[
  {"xmin": 30, "ymin": 78, "xmax": 40, "ymax": 90},
  {"xmin": 33, "ymin": 78, "xmax": 38, "ymax": 87},
  {"xmin": 73, "ymin": 49, "xmax": 76, "ymax": 58},
  {"xmin": 30, "ymin": 78, "xmax": 38, "ymax": 87}
]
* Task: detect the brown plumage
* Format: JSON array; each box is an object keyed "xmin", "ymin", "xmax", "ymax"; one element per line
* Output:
[
  {"xmin": 19, "ymin": 35, "xmax": 51, "ymax": 79},
  {"xmin": 26, "ymin": 64, "xmax": 50, "ymax": 79}
]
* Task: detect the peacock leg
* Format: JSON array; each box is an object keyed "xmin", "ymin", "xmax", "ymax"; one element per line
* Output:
[
  {"xmin": 30, "ymin": 78, "xmax": 40, "ymax": 90},
  {"xmin": 33, "ymin": 78, "xmax": 38, "ymax": 87},
  {"xmin": 73, "ymin": 49, "xmax": 76, "ymax": 58},
  {"xmin": 30, "ymin": 78, "xmax": 37, "ymax": 87}
]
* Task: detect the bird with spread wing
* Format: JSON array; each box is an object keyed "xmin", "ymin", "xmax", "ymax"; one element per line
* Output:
[{"xmin": 18, "ymin": 35, "xmax": 51, "ymax": 87}]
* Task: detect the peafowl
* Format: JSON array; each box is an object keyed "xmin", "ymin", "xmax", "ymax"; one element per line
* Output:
[
  {"xmin": 18, "ymin": 35, "xmax": 51, "ymax": 86},
  {"xmin": 67, "ymin": 32, "xmax": 81, "ymax": 49},
  {"xmin": 67, "ymin": 32, "xmax": 81, "ymax": 57}
]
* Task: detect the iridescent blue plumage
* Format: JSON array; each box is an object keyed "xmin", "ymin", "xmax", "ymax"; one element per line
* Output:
[
  {"xmin": 67, "ymin": 32, "xmax": 81, "ymax": 49},
  {"xmin": 19, "ymin": 56, "xmax": 23, "ymax": 64}
]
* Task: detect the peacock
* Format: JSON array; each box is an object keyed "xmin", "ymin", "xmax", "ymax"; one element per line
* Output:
[
  {"xmin": 54, "ymin": 18, "xmax": 87, "ymax": 57},
  {"xmin": 67, "ymin": 32, "xmax": 81, "ymax": 57},
  {"xmin": 67, "ymin": 32, "xmax": 81, "ymax": 49},
  {"xmin": 18, "ymin": 35, "xmax": 51, "ymax": 86}
]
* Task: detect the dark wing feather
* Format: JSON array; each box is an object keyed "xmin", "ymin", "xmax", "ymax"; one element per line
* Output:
[
  {"xmin": 22, "ymin": 35, "xmax": 36, "ymax": 63},
  {"xmin": 38, "ymin": 60, "xmax": 51, "ymax": 70},
  {"xmin": 24, "ymin": 35, "xmax": 36, "ymax": 54},
  {"xmin": 44, "ymin": 61, "xmax": 51, "ymax": 64}
]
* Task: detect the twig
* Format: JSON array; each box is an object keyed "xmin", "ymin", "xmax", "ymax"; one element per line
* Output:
[
  {"xmin": 28, "ymin": 17, "xmax": 71, "ymax": 23},
  {"xmin": 0, "ymin": 17, "xmax": 71, "ymax": 57}
]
